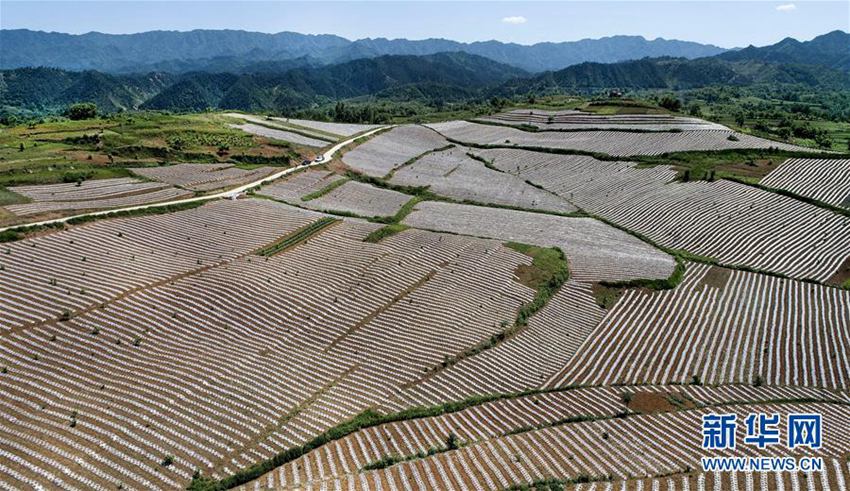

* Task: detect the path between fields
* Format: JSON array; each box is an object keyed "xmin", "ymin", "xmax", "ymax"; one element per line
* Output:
[{"xmin": 0, "ymin": 126, "xmax": 390, "ymax": 234}]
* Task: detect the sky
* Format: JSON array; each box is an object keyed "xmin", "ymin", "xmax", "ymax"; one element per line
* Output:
[{"xmin": 1, "ymin": 1, "xmax": 847, "ymax": 48}]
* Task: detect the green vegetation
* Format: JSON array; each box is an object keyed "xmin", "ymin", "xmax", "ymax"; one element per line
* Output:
[
  {"xmin": 363, "ymin": 223, "xmax": 409, "ymax": 243},
  {"xmin": 257, "ymin": 217, "xmax": 338, "ymax": 256},
  {"xmin": 300, "ymin": 178, "xmax": 349, "ymax": 202},
  {"xmin": 65, "ymin": 102, "xmax": 98, "ymax": 120}
]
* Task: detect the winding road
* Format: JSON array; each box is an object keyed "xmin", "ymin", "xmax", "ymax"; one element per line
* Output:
[{"xmin": 0, "ymin": 126, "xmax": 389, "ymax": 234}]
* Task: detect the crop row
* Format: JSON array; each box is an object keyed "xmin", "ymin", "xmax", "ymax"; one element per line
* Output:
[
  {"xmin": 428, "ymin": 121, "xmax": 810, "ymax": 156},
  {"xmin": 402, "ymin": 200, "xmax": 677, "ymax": 283},
  {"xmin": 388, "ymin": 147, "xmax": 576, "ymax": 214},
  {"xmin": 760, "ymin": 158, "xmax": 850, "ymax": 208},
  {"xmin": 248, "ymin": 402, "xmax": 850, "ymax": 490},
  {"xmin": 550, "ymin": 263, "xmax": 850, "ymax": 388},
  {"xmin": 342, "ymin": 126, "xmax": 448, "ymax": 177}
]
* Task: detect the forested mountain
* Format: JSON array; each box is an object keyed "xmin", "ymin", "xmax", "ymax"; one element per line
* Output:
[
  {"xmin": 2, "ymin": 30, "xmax": 848, "ymax": 117},
  {"xmin": 0, "ymin": 28, "xmax": 727, "ymax": 73},
  {"xmin": 717, "ymin": 30, "xmax": 850, "ymax": 72},
  {"xmin": 0, "ymin": 53, "xmax": 525, "ymax": 113},
  {"xmin": 498, "ymin": 56, "xmax": 850, "ymax": 95}
]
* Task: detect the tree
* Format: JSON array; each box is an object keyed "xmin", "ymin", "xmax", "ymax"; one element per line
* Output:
[
  {"xmin": 66, "ymin": 103, "xmax": 98, "ymax": 120},
  {"xmin": 688, "ymin": 104, "xmax": 702, "ymax": 117},
  {"xmin": 658, "ymin": 96, "xmax": 681, "ymax": 112}
]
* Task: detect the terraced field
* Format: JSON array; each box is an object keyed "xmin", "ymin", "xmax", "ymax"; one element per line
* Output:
[
  {"xmin": 2, "ymin": 178, "xmax": 192, "ymax": 218},
  {"xmin": 403, "ymin": 200, "xmax": 676, "ymax": 282},
  {"xmin": 428, "ymin": 120, "xmax": 811, "ymax": 156},
  {"xmin": 389, "ymin": 146, "xmax": 576, "ymax": 213},
  {"xmin": 302, "ymin": 180, "xmax": 412, "ymax": 218},
  {"xmin": 341, "ymin": 125, "xmax": 448, "ymax": 177},
  {"xmin": 480, "ymin": 109, "xmax": 729, "ymax": 131},
  {"xmin": 132, "ymin": 163, "xmax": 278, "ymax": 192},
  {"xmin": 2, "ymin": 110, "xmax": 848, "ymax": 491},
  {"xmin": 240, "ymin": 400, "xmax": 850, "ymax": 490},
  {"xmin": 761, "ymin": 158, "xmax": 850, "ymax": 208},
  {"xmin": 550, "ymin": 263, "xmax": 850, "ymax": 388},
  {"xmin": 229, "ymin": 123, "xmax": 330, "ymax": 147}
]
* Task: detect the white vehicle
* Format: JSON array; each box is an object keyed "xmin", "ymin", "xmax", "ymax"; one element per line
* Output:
[{"xmin": 315, "ymin": 154, "xmax": 325, "ymax": 162}]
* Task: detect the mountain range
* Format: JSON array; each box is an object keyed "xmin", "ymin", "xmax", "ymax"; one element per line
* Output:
[
  {"xmin": 0, "ymin": 29, "xmax": 728, "ymax": 73},
  {"xmin": 1, "ymin": 30, "xmax": 848, "ymax": 116}
]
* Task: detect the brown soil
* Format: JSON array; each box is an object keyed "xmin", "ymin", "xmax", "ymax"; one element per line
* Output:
[
  {"xmin": 826, "ymin": 256, "xmax": 850, "ymax": 288},
  {"xmin": 590, "ymin": 283, "xmax": 625, "ymax": 309},
  {"xmin": 513, "ymin": 263, "xmax": 550, "ymax": 290},
  {"xmin": 699, "ymin": 266, "xmax": 732, "ymax": 290},
  {"xmin": 718, "ymin": 158, "xmax": 779, "ymax": 179},
  {"xmin": 627, "ymin": 391, "xmax": 695, "ymax": 414}
]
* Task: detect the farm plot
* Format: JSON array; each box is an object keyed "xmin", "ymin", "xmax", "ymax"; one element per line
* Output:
[
  {"xmin": 480, "ymin": 109, "xmax": 728, "ymax": 131},
  {"xmin": 548, "ymin": 263, "xmax": 850, "ymax": 389},
  {"xmin": 342, "ymin": 125, "xmax": 448, "ymax": 177},
  {"xmin": 471, "ymin": 148, "xmax": 677, "ymax": 211},
  {"xmin": 132, "ymin": 163, "xmax": 278, "ymax": 192},
  {"xmin": 387, "ymin": 281, "xmax": 607, "ymax": 409},
  {"xmin": 303, "ymin": 180, "xmax": 412, "ymax": 219},
  {"xmin": 262, "ymin": 402, "xmax": 850, "ymax": 491},
  {"xmin": 3, "ymin": 177, "xmax": 191, "ymax": 217},
  {"xmin": 223, "ymin": 113, "xmax": 338, "ymax": 142},
  {"xmin": 243, "ymin": 385, "xmax": 848, "ymax": 490},
  {"xmin": 760, "ymin": 158, "xmax": 850, "ymax": 208},
  {"xmin": 0, "ymin": 220, "xmax": 546, "ymax": 488},
  {"xmin": 0, "ymin": 199, "xmax": 319, "ymax": 330},
  {"xmin": 388, "ymin": 146, "xmax": 576, "ymax": 213},
  {"xmin": 403, "ymin": 201, "xmax": 676, "ymax": 282},
  {"xmin": 573, "ymin": 460, "xmax": 850, "ymax": 491},
  {"xmin": 228, "ymin": 123, "xmax": 330, "ymax": 147},
  {"xmin": 588, "ymin": 179, "xmax": 850, "ymax": 281},
  {"xmin": 271, "ymin": 118, "xmax": 380, "ymax": 138},
  {"xmin": 428, "ymin": 121, "xmax": 810, "ymax": 156},
  {"xmin": 258, "ymin": 169, "xmax": 345, "ymax": 202}
]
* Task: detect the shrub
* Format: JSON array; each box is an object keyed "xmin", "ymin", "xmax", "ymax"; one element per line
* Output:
[
  {"xmin": 161, "ymin": 455, "xmax": 174, "ymax": 467},
  {"xmin": 66, "ymin": 102, "xmax": 98, "ymax": 120}
]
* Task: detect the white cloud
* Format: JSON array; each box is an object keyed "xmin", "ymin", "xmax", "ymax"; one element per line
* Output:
[
  {"xmin": 776, "ymin": 3, "xmax": 797, "ymax": 12},
  {"xmin": 501, "ymin": 16, "xmax": 527, "ymax": 25}
]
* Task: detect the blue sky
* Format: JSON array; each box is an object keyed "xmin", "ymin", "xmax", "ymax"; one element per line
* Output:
[{"xmin": 1, "ymin": 1, "xmax": 847, "ymax": 48}]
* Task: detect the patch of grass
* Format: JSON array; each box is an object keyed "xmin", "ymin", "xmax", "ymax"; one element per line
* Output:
[
  {"xmin": 591, "ymin": 284, "xmax": 625, "ymax": 309},
  {"xmin": 506, "ymin": 242, "xmax": 564, "ymax": 291},
  {"xmin": 257, "ymin": 217, "xmax": 338, "ymax": 256},
  {"xmin": 363, "ymin": 223, "xmax": 409, "ymax": 243},
  {"xmin": 0, "ymin": 187, "xmax": 30, "ymax": 206}
]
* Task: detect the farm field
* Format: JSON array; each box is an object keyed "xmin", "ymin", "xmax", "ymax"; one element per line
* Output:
[
  {"xmin": 1, "ymin": 106, "xmax": 849, "ymax": 491},
  {"xmin": 470, "ymin": 147, "xmax": 850, "ymax": 282},
  {"xmin": 240, "ymin": 401, "xmax": 850, "ymax": 490},
  {"xmin": 402, "ymin": 200, "xmax": 676, "ymax": 282},
  {"xmin": 428, "ymin": 120, "xmax": 813, "ymax": 156},
  {"xmin": 132, "ymin": 163, "xmax": 279, "ymax": 192},
  {"xmin": 0, "ymin": 177, "xmax": 193, "ymax": 223},
  {"xmin": 388, "ymin": 146, "xmax": 576, "ymax": 213},
  {"xmin": 479, "ymin": 109, "xmax": 729, "ymax": 131},
  {"xmin": 760, "ymin": 158, "xmax": 850, "ymax": 208},
  {"xmin": 341, "ymin": 125, "xmax": 448, "ymax": 177},
  {"xmin": 549, "ymin": 263, "xmax": 850, "ymax": 389},
  {"xmin": 228, "ymin": 123, "xmax": 330, "ymax": 148}
]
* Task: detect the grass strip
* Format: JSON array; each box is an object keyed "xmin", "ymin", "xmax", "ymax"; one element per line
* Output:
[
  {"xmin": 300, "ymin": 178, "xmax": 349, "ymax": 202},
  {"xmin": 257, "ymin": 217, "xmax": 338, "ymax": 256}
]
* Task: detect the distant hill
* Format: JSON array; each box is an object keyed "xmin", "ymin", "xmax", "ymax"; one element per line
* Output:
[
  {"xmin": 717, "ymin": 30, "xmax": 850, "ymax": 72},
  {"xmin": 143, "ymin": 52, "xmax": 526, "ymax": 111},
  {"xmin": 0, "ymin": 52, "xmax": 525, "ymax": 113},
  {"xmin": 498, "ymin": 56, "xmax": 850, "ymax": 95},
  {"xmin": 0, "ymin": 29, "xmax": 727, "ymax": 73},
  {"xmin": 0, "ymin": 67, "xmax": 172, "ymax": 113}
]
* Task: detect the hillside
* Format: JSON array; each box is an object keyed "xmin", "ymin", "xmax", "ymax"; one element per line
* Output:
[
  {"xmin": 1, "ymin": 52, "xmax": 525, "ymax": 114},
  {"xmin": 498, "ymin": 56, "xmax": 850, "ymax": 95},
  {"xmin": 718, "ymin": 30, "xmax": 850, "ymax": 72},
  {"xmin": 0, "ymin": 28, "xmax": 726, "ymax": 73}
]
